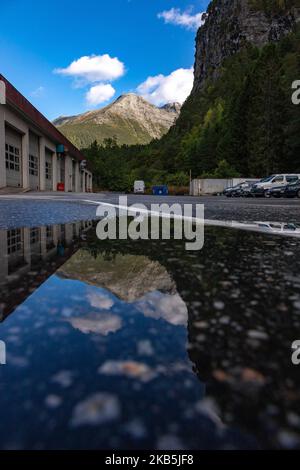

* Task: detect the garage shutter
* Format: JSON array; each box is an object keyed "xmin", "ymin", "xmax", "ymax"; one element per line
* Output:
[
  {"xmin": 29, "ymin": 132, "xmax": 39, "ymax": 190},
  {"xmin": 5, "ymin": 126, "xmax": 22, "ymax": 188}
]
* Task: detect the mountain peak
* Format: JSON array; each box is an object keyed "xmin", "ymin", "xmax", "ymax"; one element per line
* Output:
[
  {"xmin": 54, "ymin": 93, "xmax": 181, "ymax": 147},
  {"xmin": 111, "ymin": 93, "xmax": 152, "ymax": 108}
]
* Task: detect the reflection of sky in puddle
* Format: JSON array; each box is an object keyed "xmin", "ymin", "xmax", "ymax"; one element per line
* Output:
[{"xmin": 0, "ymin": 270, "xmax": 224, "ymax": 450}]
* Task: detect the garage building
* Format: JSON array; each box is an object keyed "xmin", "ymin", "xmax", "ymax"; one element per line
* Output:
[{"xmin": 0, "ymin": 74, "xmax": 93, "ymax": 192}]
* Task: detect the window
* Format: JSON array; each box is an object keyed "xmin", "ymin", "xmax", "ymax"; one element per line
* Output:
[
  {"xmin": 5, "ymin": 143, "xmax": 21, "ymax": 172},
  {"xmin": 45, "ymin": 161, "xmax": 52, "ymax": 180},
  {"xmin": 7, "ymin": 229, "xmax": 22, "ymax": 254},
  {"xmin": 60, "ymin": 224, "xmax": 66, "ymax": 238},
  {"xmin": 46, "ymin": 226, "xmax": 53, "ymax": 239},
  {"xmin": 30, "ymin": 228, "xmax": 40, "ymax": 245},
  {"xmin": 273, "ymin": 176, "xmax": 284, "ymax": 183},
  {"xmin": 286, "ymin": 176, "xmax": 299, "ymax": 183},
  {"xmin": 46, "ymin": 225, "xmax": 54, "ymax": 250},
  {"xmin": 29, "ymin": 154, "xmax": 39, "ymax": 176}
]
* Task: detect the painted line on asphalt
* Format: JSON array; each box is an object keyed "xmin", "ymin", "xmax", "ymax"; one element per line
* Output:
[{"xmin": 83, "ymin": 199, "xmax": 300, "ymax": 238}]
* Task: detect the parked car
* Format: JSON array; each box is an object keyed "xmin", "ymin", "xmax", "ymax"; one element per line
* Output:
[
  {"xmin": 134, "ymin": 180, "xmax": 145, "ymax": 194},
  {"xmin": 223, "ymin": 185, "xmax": 240, "ymax": 197},
  {"xmin": 223, "ymin": 182, "xmax": 255, "ymax": 197},
  {"xmin": 265, "ymin": 185, "xmax": 289, "ymax": 198},
  {"xmin": 251, "ymin": 174, "xmax": 300, "ymax": 197},
  {"xmin": 283, "ymin": 180, "xmax": 300, "ymax": 198},
  {"xmin": 239, "ymin": 181, "xmax": 257, "ymax": 197}
]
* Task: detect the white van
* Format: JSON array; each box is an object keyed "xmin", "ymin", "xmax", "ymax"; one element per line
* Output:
[
  {"xmin": 252, "ymin": 174, "xmax": 300, "ymax": 195},
  {"xmin": 134, "ymin": 180, "xmax": 145, "ymax": 194}
]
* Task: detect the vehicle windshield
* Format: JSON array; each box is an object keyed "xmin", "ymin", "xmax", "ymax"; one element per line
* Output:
[{"xmin": 260, "ymin": 175, "xmax": 275, "ymax": 183}]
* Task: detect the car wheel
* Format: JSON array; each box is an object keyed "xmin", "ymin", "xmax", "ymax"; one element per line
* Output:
[{"xmin": 297, "ymin": 190, "xmax": 300, "ymax": 199}]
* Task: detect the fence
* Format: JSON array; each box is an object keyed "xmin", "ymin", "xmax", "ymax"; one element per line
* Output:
[{"xmin": 190, "ymin": 178, "xmax": 260, "ymax": 196}]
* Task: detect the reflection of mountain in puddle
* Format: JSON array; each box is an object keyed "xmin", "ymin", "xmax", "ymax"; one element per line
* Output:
[{"xmin": 58, "ymin": 250, "xmax": 188, "ymax": 328}]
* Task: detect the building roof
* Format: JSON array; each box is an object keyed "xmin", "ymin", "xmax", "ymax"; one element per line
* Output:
[{"xmin": 0, "ymin": 74, "xmax": 84, "ymax": 162}]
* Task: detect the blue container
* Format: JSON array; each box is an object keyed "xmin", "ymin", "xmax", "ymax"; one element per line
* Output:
[{"xmin": 152, "ymin": 185, "xmax": 169, "ymax": 196}]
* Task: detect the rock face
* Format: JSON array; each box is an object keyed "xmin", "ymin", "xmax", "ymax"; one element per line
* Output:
[
  {"xmin": 192, "ymin": 0, "xmax": 300, "ymax": 93},
  {"xmin": 54, "ymin": 94, "xmax": 181, "ymax": 148}
]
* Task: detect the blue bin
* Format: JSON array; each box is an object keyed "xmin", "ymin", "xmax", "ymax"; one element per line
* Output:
[{"xmin": 152, "ymin": 185, "xmax": 169, "ymax": 196}]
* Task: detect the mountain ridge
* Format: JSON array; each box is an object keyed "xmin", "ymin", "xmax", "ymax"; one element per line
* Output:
[{"xmin": 54, "ymin": 94, "xmax": 181, "ymax": 148}]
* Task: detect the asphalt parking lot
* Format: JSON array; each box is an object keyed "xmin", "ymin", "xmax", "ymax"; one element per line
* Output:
[{"xmin": 0, "ymin": 192, "xmax": 300, "ymax": 229}]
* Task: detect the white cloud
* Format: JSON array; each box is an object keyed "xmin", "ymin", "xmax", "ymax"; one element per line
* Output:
[
  {"xmin": 54, "ymin": 54, "xmax": 125, "ymax": 83},
  {"xmin": 30, "ymin": 86, "xmax": 45, "ymax": 98},
  {"xmin": 158, "ymin": 8, "xmax": 206, "ymax": 30},
  {"xmin": 137, "ymin": 67, "xmax": 194, "ymax": 106},
  {"xmin": 86, "ymin": 83, "xmax": 115, "ymax": 106}
]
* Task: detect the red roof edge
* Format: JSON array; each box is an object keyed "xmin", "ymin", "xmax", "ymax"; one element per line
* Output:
[{"xmin": 0, "ymin": 73, "xmax": 84, "ymax": 162}]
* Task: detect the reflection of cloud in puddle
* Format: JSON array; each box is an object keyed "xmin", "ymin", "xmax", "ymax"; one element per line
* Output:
[
  {"xmin": 70, "ymin": 393, "xmax": 121, "ymax": 427},
  {"xmin": 87, "ymin": 291, "xmax": 114, "ymax": 310},
  {"xmin": 123, "ymin": 418, "xmax": 147, "ymax": 439},
  {"xmin": 98, "ymin": 360, "xmax": 157, "ymax": 382},
  {"xmin": 45, "ymin": 395, "xmax": 63, "ymax": 409},
  {"xmin": 6, "ymin": 355, "xmax": 29, "ymax": 368},
  {"xmin": 137, "ymin": 339, "xmax": 154, "ymax": 357},
  {"xmin": 51, "ymin": 370, "xmax": 74, "ymax": 388},
  {"xmin": 66, "ymin": 313, "xmax": 122, "ymax": 336},
  {"xmin": 133, "ymin": 291, "xmax": 188, "ymax": 326},
  {"xmin": 156, "ymin": 434, "xmax": 185, "ymax": 450}
]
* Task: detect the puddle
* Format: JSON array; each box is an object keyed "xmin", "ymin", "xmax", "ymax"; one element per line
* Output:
[{"xmin": 0, "ymin": 220, "xmax": 300, "ymax": 449}]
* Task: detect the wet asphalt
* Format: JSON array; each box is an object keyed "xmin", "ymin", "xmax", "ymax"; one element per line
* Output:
[
  {"xmin": 0, "ymin": 192, "xmax": 299, "ymax": 229},
  {"xmin": 0, "ymin": 193, "xmax": 300, "ymax": 449}
]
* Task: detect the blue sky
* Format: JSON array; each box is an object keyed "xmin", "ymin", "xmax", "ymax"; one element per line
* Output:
[{"xmin": 0, "ymin": 0, "xmax": 209, "ymax": 120}]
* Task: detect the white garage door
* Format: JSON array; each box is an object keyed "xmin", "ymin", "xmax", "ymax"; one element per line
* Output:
[
  {"xmin": 5, "ymin": 126, "xmax": 22, "ymax": 188},
  {"xmin": 29, "ymin": 132, "xmax": 39, "ymax": 190}
]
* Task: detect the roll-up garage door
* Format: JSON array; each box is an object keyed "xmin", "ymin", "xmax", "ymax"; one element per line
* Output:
[
  {"xmin": 29, "ymin": 131, "xmax": 39, "ymax": 190},
  {"xmin": 45, "ymin": 149, "xmax": 53, "ymax": 190},
  {"xmin": 5, "ymin": 126, "xmax": 22, "ymax": 188}
]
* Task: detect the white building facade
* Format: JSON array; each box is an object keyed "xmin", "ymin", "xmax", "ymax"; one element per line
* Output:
[{"xmin": 0, "ymin": 74, "xmax": 93, "ymax": 193}]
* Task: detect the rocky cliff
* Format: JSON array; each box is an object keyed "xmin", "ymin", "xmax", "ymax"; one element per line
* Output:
[{"xmin": 193, "ymin": 0, "xmax": 300, "ymax": 93}]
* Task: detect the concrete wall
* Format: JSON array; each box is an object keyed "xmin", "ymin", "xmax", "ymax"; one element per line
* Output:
[{"xmin": 190, "ymin": 178, "xmax": 260, "ymax": 196}]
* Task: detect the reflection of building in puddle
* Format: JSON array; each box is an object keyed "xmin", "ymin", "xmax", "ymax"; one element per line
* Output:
[
  {"xmin": 58, "ymin": 251, "xmax": 188, "ymax": 326},
  {"xmin": 0, "ymin": 221, "xmax": 93, "ymax": 321}
]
